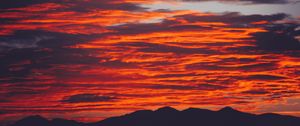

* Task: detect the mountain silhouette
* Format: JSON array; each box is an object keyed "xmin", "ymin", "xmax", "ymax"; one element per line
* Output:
[
  {"xmin": 11, "ymin": 115, "xmax": 84, "ymax": 126},
  {"xmin": 10, "ymin": 106, "xmax": 300, "ymax": 126}
]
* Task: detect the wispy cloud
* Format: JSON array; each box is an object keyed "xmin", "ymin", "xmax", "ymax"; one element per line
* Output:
[{"xmin": 0, "ymin": 0, "xmax": 300, "ymax": 124}]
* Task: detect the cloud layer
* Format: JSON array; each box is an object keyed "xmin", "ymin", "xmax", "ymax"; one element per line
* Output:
[
  {"xmin": 180, "ymin": 0, "xmax": 300, "ymax": 4},
  {"xmin": 0, "ymin": 0, "xmax": 300, "ymax": 125}
]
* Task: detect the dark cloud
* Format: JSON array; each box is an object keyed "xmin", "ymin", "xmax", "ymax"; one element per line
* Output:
[
  {"xmin": 0, "ymin": 99, "xmax": 10, "ymax": 103},
  {"xmin": 0, "ymin": 30, "xmax": 101, "ymax": 80},
  {"xmin": 69, "ymin": 0, "xmax": 145, "ymax": 12},
  {"xmin": 147, "ymin": 84, "xmax": 196, "ymax": 90},
  {"xmin": 0, "ymin": 0, "xmax": 59, "ymax": 9},
  {"xmin": 171, "ymin": 12, "xmax": 287, "ymax": 26},
  {"xmin": 0, "ymin": 30, "xmax": 95, "ymax": 49},
  {"xmin": 116, "ymin": 42, "xmax": 216, "ymax": 54},
  {"xmin": 139, "ymin": 44, "xmax": 216, "ymax": 54},
  {"xmin": 99, "ymin": 60, "xmax": 137, "ymax": 69},
  {"xmin": 4, "ymin": 90, "xmax": 41, "ymax": 97},
  {"xmin": 221, "ymin": 57, "xmax": 257, "ymax": 63},
  {"xmin": 112, "ymin": 12, "xmax": 287, "ymax": 36},
  {"xmin": 110, "ymin": 22, "xmax": 210, "ymax": 35},
  {"xmin": 1, "ymin": 106, "xmax": 116, "ymax": 114},
  {"xmin": 197, "ymin": 84, "xmax": 228, "ymax": 90},
  {"xmin": 0, "ymin": 0, "xmax": 145, "ymax": 11},
  {"xmin": 244, "ymin": 74, "xmax": 287, "ymax": 80},
  {"xmin": 242, "ymin": 89, "xmax": 270, "ymax": 94},
  {"xmin": 0, "ymin": 18, "xmax": 18, "ymax": 24},
  {"xmin": 233, "ymin": 62, "xmax": 279, "ymax": 71},
  {"xmin": 0, "ymin": 111, "xmax": 5, "ymax": 115},
  {"xmin": 0, "ymin": 30, "xmax": 54, "ymax": 49},
  {"xmin": 252, "ymin": 24, "xmax": 300, "ymax": 51},
  {"xmin": 186, "ymin": 62, "xmax": 278, "ymax": 72},
  {"xmin": 0, "ymin": 48, "xmax": 51, "ymax": 78},
  {"xmin": 145, "ymin": 84, "xmax": 227, "ymax": 90},
  {"xmin": 142, "ymin": 61, "xmax": 178, "ymax": 69},
  {"xmin": 62, "ymin": 94, "xmax": 117, "ymax": 103},
  {"xmin": 153, "ymin": 73, "xmax": 198, "ymax": 78}
]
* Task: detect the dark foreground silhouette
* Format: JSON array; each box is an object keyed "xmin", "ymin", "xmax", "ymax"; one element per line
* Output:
[{"xmin": 11, "ymin": 106, "xmax": 300, "ymax": 126}]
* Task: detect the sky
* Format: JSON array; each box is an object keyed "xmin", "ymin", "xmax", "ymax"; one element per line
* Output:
[
  {"xmin": 0, "ymin": 0, "xmax": 300, "ymax": 125},
  {"xmin": 145, "ymin": 1, "xmax": 300, "ymax": 16}
]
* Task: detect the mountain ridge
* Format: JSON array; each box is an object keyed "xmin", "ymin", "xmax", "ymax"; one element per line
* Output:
[{"xmin": 10, "ymin": 106, "xmax": 300, "ymax": 126}]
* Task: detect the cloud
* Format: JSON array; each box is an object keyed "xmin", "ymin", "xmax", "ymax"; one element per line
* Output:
[
  {"xmin": 186, "ymin": 62, "xmax": 278, "ymax": 72},
  {"xmin": 110, "ymin": 22, "xmax": 211, "ymax": 35},
  {"xmin": 0, "ymin": 30, "xmax": 54, "ymax": 49},
  {"xmin": 0, "ymin": 111, "xmax": 5, "ymax": 115},
  {"xmin": 244, "ymin": 74, "xmax": 287, "ymax": 80},
  {"xmin": 99, "ymin": 60, "xmax": 137, "ymax": 69},
  {"xmin": 252, "ymin": 24, "xmax": 300, "ymax": 51},
  {"xmin": 153, "ymin": 73, "xmax": 198, "ymax": 78},
  {"xmin": 242, "ymin": 89, "xmax": 270, "ymax": 94},
  {"xmin": 111, "ymin": 12, "xmax": 287, "ymax": 35},
  {"xmin": 4, "ymin": 90, "xmax": 41, "ymax": 97},
  {"xmin": 0, "ymin": 0, "xmax": 300, "ymax": 124},
  {"xmin": 0, "ymin": 0, "xmax": 58, "ymax": 9},
  {"xmin": 0, "ymin": 36, "xmax": 147, "ymax": 86},
  {"xmin": 171, "ymin": 12, "xmax": 287, "ymax": 26},
  {"xmin": 0, "ymin": 30, "xmax": 104, "ymax": 82},
  {"xmin": 61, "ymin": 94, "xmax": 117, "ymax": 103},
  {"xmin": 145, "ymin": 83, "xmax": 227, "ymax": 90},
  {"xmin": 0, "ymin": 0, "xmax": 145, "ymax": 11},
  {"xmin": 116, "ymin": 42, "xmax": 216, "ymax": 54},
  {"xmin": 0, "ymin": 30, "xmax": 94, "ymax": 49},
  {"xmin": 146, "ymin": 84, "xmax": 196, "ymax": 90},
  {"xmin": 2, "ymin": 0, "xmax": 293, "ymax": 11},
  {"xmin": 0, "ymin": 99, "xmax": 10, "ymax": 103},
  {"xmin": 179, "ymin": 0, "xmax": 299, "ymax": 4},
  {"xmin": 0, "ymin": 0, "xmax": 155, "ymax": 36},
  {"xmin": 197, "ymin": 84, "xmax": 228, "ymax": 90}
]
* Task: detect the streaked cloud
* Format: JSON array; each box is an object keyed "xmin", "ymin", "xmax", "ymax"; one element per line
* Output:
[
  {"xmin": 62, "ymin": 94, "xmax": 117, "ymax": 103},
  {"xmin": 0, "ymin": 0, "xmax": 300, "ymax": 125},
  {"xmin": 178, "ymin": 0, "xmax": 300, "ymax": 4}
]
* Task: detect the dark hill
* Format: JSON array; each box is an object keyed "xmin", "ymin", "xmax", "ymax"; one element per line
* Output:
[{"xmin": 11, "ymin": 106, "xmax": 300, "ymax": 126}]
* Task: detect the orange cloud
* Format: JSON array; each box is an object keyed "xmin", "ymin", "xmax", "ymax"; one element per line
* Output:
[{"xmin": 0, "ymin": 0, "xmax": 300, "ymax": 125}]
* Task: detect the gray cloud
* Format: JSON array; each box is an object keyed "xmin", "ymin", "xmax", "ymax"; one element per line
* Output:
[
  {"xmin": 153, "ymin": 73, "xmax": 198, "ymax": 78},
  {"xmin": 186, "ymin": 62, "xmax": 278, "ymax": 72},
  {"xmin": 116, "ymin": 42, "xmax": 217, "ymax": 55},
  {"xmin": 145, "ymin": 83, "xmax": 227, "ymax": 90},
  {"xmin": 244, "ymin": 74, "xmax": 287, "ymax": 80},
  {"xmin": 0, "ymin": 0, "xmax": 145, "ymax": 11},
  {"xmin": 171, "ymin": 12, "xmax": 287, "ymax": 26},
  {"xmin": 179, "ymin": 0, "xmax": 299, "ymax": 4},
  {"xmin": 252, "ymin": 24, "xmax": 300, "ymax": 51},
  {"xmin": 242, "ymin": 89, "xmax": 270, "ymax": 94},
  {"xmin": 62, "ymin": 94, "xmax": 117, "ymax": 103}
]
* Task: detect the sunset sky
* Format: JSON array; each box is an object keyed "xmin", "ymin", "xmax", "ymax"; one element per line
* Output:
[{"xmin": 0, "ymin": 0, "xmax": 300, "ymax": 125}]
